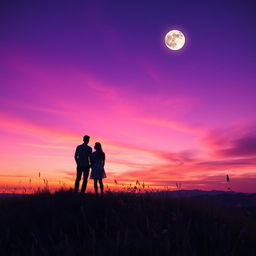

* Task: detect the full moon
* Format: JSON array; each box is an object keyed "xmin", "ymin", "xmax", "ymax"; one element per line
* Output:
[{"xmin": 165, "ymin": 30, "xmax": 185, "ymax": 51}]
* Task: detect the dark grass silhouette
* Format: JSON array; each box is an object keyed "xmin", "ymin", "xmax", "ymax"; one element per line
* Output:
[{"xmin": 0, "ymin": 191, "xmax": 256, "ymax": 256}]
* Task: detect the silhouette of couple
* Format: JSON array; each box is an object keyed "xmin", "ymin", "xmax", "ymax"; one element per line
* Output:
[{"xmin": 74, "ymin": 135, "xmax": 106, "ymax": 195}]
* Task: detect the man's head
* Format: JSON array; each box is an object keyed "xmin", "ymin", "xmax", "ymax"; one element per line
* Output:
[{"xmin": 83, "ymin": 135, "xmax": 90, "ymax": 144}]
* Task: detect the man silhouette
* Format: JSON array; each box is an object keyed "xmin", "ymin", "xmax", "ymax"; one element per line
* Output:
[{"xmin": 74, "ymin": 135, "xmax": 92, "ymax": 193}]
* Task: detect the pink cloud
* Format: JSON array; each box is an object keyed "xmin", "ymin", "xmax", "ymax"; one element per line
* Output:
[{"xmin": 201, "ymin": 125, "xmax": 256, "ymax": 157}]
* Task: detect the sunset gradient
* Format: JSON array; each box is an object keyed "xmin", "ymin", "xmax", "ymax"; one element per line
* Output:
[{"xmin": 1, "ymin": 0, "xmax": 256, "ymax": 192}]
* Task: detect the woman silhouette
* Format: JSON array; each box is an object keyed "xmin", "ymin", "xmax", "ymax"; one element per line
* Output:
[{"xmin": 90, "ymin": 142, "xmax": 106, "ymax": 195}]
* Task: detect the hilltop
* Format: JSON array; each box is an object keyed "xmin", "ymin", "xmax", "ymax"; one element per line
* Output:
[{"xmin": 0, "ymin": 191, "xmax": 255, "ymax": 255}]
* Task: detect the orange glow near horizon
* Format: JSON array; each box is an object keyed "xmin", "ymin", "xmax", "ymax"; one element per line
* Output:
[{"xmin": 1, "ymin": 114, "xmax": 256, "ymax": 193}]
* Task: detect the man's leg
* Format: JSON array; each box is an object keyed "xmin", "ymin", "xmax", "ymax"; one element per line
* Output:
[
  {"xmin": 81, "ymin": 166, "xmax": 90, "ymax": 193},
  {"xmin": 74, "ymin": 166, "xmax": 82, "ymax": 193}
]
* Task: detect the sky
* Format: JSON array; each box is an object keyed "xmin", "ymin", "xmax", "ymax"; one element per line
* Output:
[{"xmin": 0, "ymin": 0, "xmax": 256, "ymax": 193}]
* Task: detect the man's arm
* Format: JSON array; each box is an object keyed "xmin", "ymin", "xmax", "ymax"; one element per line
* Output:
[
  {"xmin": 88, "ymin": 148, "xmax": 93, "ymax": 167},
  {"xmin": 74, "ymin": 147, "xmax": 78, "ymax": 164}
]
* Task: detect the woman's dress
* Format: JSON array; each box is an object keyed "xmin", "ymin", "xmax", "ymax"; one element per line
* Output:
[{"xmin": 90, "ymin": 151, "xmax": 107, "ymax": 179}]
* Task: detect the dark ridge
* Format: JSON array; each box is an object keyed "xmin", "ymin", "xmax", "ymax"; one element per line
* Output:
[{"xmin": 0, "ymin": 192, "xmax": 255, "ymax": 256}]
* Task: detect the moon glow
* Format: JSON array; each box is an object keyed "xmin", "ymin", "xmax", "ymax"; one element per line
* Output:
[{"xmin": 165, "ymin": 30, "xmax": 185, "ymax": 51}]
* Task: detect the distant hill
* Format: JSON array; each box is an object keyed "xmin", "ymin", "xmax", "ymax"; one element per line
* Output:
[
  {"xmin": 0, "ymin": 193, "xmax": 26, "ymax": 198},
  {"xmin": 157, "ymin": 190, "xmax": 256, "ymax": 207}
]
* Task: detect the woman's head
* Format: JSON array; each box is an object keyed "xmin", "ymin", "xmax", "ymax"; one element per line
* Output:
[{"xmin": 94, "ymin": 142, "xmax": 103, "ymax": 152}]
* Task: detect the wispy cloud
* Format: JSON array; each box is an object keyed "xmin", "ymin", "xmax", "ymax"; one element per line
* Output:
[{"xmin": 1, "ymin": 53, "xmax": 256, "ymax": 192}]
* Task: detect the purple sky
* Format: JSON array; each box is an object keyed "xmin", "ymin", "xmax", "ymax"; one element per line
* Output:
[{"xmin": 0, "ymin": 0, "xmax": 256, "ymax": 192}]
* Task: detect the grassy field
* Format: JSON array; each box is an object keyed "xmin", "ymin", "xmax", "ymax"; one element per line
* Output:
[{"xmin": 0, "ymin": 191, "xmax": 255, "ymax": 256}]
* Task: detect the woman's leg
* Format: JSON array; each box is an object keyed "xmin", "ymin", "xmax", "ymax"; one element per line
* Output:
[
  {"xmin": 94, "ymin": 179, "xmax": 98, "ymax": 194},
  {"xmin": 99, "ymin": 179, "xmax": 104, "ymax": 195}
]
